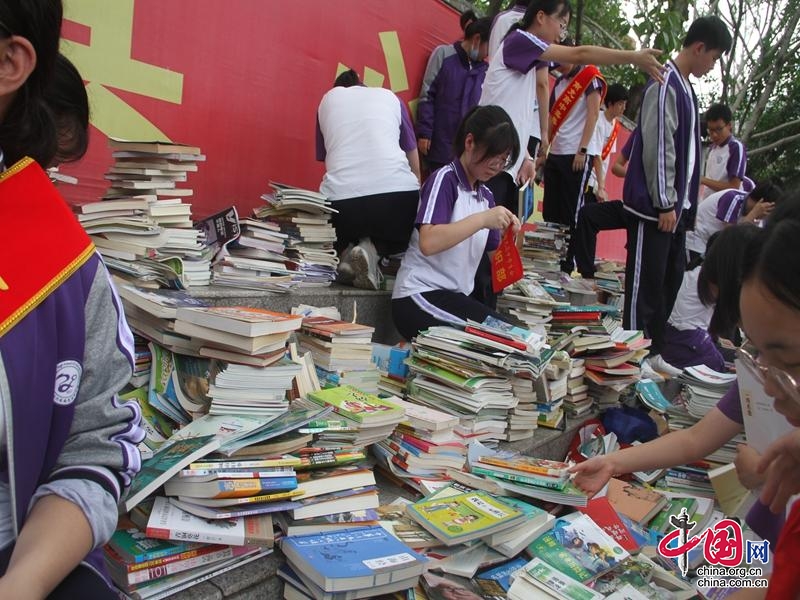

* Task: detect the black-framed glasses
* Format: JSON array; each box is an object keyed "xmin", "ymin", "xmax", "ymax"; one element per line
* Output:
[{"xmin": 737, "ymin": 346, "xmax": 800, "ymax": 405}]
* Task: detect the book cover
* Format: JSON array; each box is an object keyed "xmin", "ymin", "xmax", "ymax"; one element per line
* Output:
[
  {"xmin": 175, "ymin": 305, "xmax": 302, "ymax": 337},
  {"xmin": 281, "ymin": 525, "xmax": 427, "ymax": 593},
  {"xmin": 163, "ymin": 475, "xmax": 297, "ymax": 499},
  {"xmin": 605, "ymin": 478, "xmax": 667, "ymax": 524},
  {"xmin": 306, "ymin": 385, "xmax": 404, "ymax": 424},
  {"xmin": 648, "ymin": 496, "xmax": 698, "ymax": 533},
  {"xmin": 106, "ymin": 518, "xmax": 202, "ymax": 565},
  {"xmin": 471, "ymin": 465, "xmax": 568, "ymax": 490},
  {"xmin": 145, "ymin": 497, "xmax": 274, "ymax": 546},
  {"xmin": 635, "ymin": 379, "xmax": 672, "ymax": 413},
  {"xmin": 301, "ymin": 315, "xmax": 375, "ymax": 337},
  {"xmin": 124, "ymin": 435, "xmax": 220, "ymax": 512},
  {"xmin": 511, "ymin": 558, "xmax": 604, "ymax": 600},
  {"xmin": 526, "ymin": 514, "xmax": 630, "ymax": 583},
  {"xmin": 477, "ymin": 454, "xmax": 570, "ymax": 478},
  {"xmin": 474, "ymin": 556, "xmax": 528, "ymax": 592},
  {"xmin": 406, "ymin": 491, "xmax": 524, "ymax": 546},
  {"xmin": 578, "ymin": 497, "xmax": 641, "ymax": 553}
]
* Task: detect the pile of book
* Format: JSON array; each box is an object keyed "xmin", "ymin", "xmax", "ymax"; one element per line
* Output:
[
  {"xmin": 297, "ymin": 315, "xmax": 380, "ymax": 393},
  {"xmin": 255, "ymin": 183, "xmax": 339, "ymax": 286},
  {"xmin": 105, "ymin": 513, "xmax": 272, "ymax": 600},
  {"xmin": 304, "ymin": 384, "xmax": 406, "ymax": 448},
  {"xmin": 373, "ymin": 396, "xmax": 465, "ymax": 484},
  {"xmin": 497, "ymin": 276, "xmax": 569, "ymax": 332},
  {"xmin": 78, "ymin": 138, "xmax": 211, "ymax": 288},
  {"xmin": 520, "ymin": 221, "xmax": 570, "ymax": 277},
  {"xmin": 173, "ymin": 305, "xmax": 303, "ymax": 366},
  {"xmin": 208, "ymin": 360, "xmax": 301, "ymax": 417},
  {"xmin": 372, "ymin": 342, "xmax": 412, "ymax": 397},
  {"xmin": 279, "ymin": 525, "xmax": 428, "ymax": 600},
  {"xmin": 212, "ymin": 216, "xmax": 296, "ymax": 292}
]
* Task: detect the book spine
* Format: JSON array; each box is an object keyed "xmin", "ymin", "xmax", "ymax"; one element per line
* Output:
[
  {"xmin": 187, "ymin": 458, "xmax": 300, "ymax": 470},
  {"xmin": 179, "ymin": 467, "xmax": 296, "ymax": 478},
  {"xmin": 124, "ymin": 546, "xmax": 248, "ymax": 585},
  {"xmin": 478, "ymin": 458, "xmax": 566, "ymax": 478},
  {"xmin": 471, "ymin": 466, "xmax": 566, "ymax": 490},
  {"xmin": 665, "ymin": 469, "xmax": 710, "ymax": 483}
]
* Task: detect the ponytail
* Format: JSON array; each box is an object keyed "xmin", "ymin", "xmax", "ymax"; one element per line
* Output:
[
  {"xmin": 512, "ymin": 0, "xmax": 572, "ymax": 33},
  {"xmin": 460, "ymin": 9, "xmax": 477, "ymax": 33}
]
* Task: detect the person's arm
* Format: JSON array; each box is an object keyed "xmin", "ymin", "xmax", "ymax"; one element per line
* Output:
[
  {"xmin": 0, "ymin": 495, "xmax": 92, "ymax": 599},
  {"xmin": 419, "ymin": 206, "xmax": 517, "ymax": 256},
  {"xmin": 315, "ymin": 114, "xmax": 326, "ymax": 162},
  {"xmin": 701, "ymin": 175, "xmax": 742, "ymax": 193},
  {"xmin": 416, "ymin": 47, "xmax": 446, "ymax": 156},
  {"xmin": 757, "ymin": 428, "xmax": 800, "ymax": 514},
  {"xmin": 572, "ymin": 89, "xmax": 601, "ymax": 173},
  {"xmin": 570, "ymin": 407, "xmax": 742, "ymax": 496},
  {"xmin": 739, "ymin": 200, "xmax": 775, "ymax": 223},
  {"xmin": 542, "ymin": 45, "xmax": 663, "ymax": 82},
  {"xmin": 593, "ymin": 155, "xmax": 607, "ymax": 200},
  {"xmin": 398, "ymin": 99, "xmax": 421, "ymax": 183},
  {"xmin": 536, "ymin": 66, "xmax": 551, "ymax": 160},
  {"xmin": 0, "ymin": 262, "xmax": 144, "ymax": 596},
  {"xmin": 734, "ymin": 444, "xmax": 766, "ymax": 489},
  {"xmin": 611, "ymin": 153, "xmax": 628, "ymax": 178}
]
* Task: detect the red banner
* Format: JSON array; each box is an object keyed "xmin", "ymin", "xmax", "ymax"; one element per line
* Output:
[
  {"xmin": 491, "ymin": 228, "xmax": 524, "ymax": 293},
  {"xmin": 58, "ymin": 1, "xmax": 461, "ymax": 219}
]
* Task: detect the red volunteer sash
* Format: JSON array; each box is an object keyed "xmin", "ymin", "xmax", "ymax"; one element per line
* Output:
[
  {"xmin": 549, "ymin": 65, "xmax": 606, "ymax": 141},
  {"xmin": 601, "ymin": 120, "xmax": 620, "ymax": 160},
  {"xmin": 491, "ymin": 227, "xmax": 523, "ymax": 293},
  {"xmin": 0, "ymin": 157, "xmax": 95, "ymax": 336}
]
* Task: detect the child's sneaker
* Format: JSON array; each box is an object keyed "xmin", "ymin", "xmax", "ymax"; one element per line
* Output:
[
  {"xmin": 351, "ymin": 238, "xmax": 382, "ymax": 290},
  {"xmin": 648, "ymin": 355, "xmax": 683, "ymax": 379}
]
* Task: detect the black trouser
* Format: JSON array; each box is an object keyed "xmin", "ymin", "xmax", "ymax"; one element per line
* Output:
[
  {"xmin": 574, "ymin": 200, "xmax": 626, "ymax": 278},
  {"xmin": 392, "ymin": 289, "xmax": 510, "ymax": 341},
  {"xmin": 0, "ymin": 543, "xmax": 116, "ymax": 599},
  {"xmin": 542, "ymin": 153, "xmax": 594, "ymax": 273},
  {"xmin": 331, "ymin": 190, "xmax": 420, "ymax": 256},
  {"xmin": 623, "ymin": 212, "xmax": 688, "ymax": 356},
  {"xmin": 484, "ymin": 171, "xmax": 518, "ymax": 215}
]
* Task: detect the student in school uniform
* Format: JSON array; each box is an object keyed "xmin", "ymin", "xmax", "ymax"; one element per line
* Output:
[
  {"xmin": 685, "ymin": 178, "xmax": 782, "ymax": 261},
  {"xmin": 477, "ymin": 0, "xmax": 662, "ymax": 214},
  {"xmin": 316, "ymin": 69, "xmax": 421, "ymax": 290},
  {"xmin": 488, "ymin": 0, "xmax": 529, "ymax": 60},
  {"xmin": 0, "ymin": 3, "xmax": 145, "ymax": 598},
  {"xmin": 584, "ymin": 83, "xmax": 628, "ymax": 204},
  {"xmin": 541, "ymin": 52, "xmax": 606, "ymax": 273},
  {"xmin": 700, "ymin": 102, "xmax": 747, "ymax": 199},
  {"xmin": 621, "ymin": 15, "xmax": 732, "ymax": 378},
  {"xmin": 416, "ymin": 16, "xmax": 491, "ymax": 173},
  {"xmin": 391, "ymin": 106, "xmax": 520, "ymax": 341}
]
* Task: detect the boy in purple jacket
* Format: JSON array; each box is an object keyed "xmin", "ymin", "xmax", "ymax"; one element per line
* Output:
[{"xmin": 621, "ymin": 15, "xmax": 732, "ymax": 377}]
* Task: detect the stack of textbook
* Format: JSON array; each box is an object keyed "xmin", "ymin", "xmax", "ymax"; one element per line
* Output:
[
  {"xmin": 79, "ymin": 138, "xmax": 211, "ymax": 287},
  {"xmin": 255, "ymin": 182, "xmax": 339, "ymax": 286},
  {"xmin": 279, "ymin": 525, "xmax": 428, "ymax": 600},
  {"xmin": 298, "ymin": 316, "xmax": 380, "ymax": 393},
  {"xmin": 520, "ymin": 221, "xmax": 570, "ymax": 277}
]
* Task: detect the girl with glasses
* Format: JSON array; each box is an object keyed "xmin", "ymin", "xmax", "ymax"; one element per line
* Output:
[{"xmin": 392, "ymin": 105, "xmax": 522, "ymax": 341}]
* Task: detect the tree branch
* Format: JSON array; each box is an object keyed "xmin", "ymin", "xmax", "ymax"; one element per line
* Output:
[
  {"xmin": 748, "ymin": 131, "xmax": 800, "ymax": 156},
  {"xmin": 750, "ymin": 118, "xmax": 800, "ymax": 140}
]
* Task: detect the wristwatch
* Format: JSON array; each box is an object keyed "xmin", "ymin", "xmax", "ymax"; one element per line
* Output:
[{"xmin": 579, "ymin": 147, "xmax": 588, "ymax": 155}]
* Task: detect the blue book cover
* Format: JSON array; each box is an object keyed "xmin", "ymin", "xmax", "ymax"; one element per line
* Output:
[
  {"xmin": 475, "ymin": 556, "xmax": 528, "ymax": 591},
  {"xmin": 281, "ymin": 525, "xmax": 427, "ymax": 592}
]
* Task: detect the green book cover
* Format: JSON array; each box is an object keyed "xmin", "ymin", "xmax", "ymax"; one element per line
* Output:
[
  {"xmin": 107, "ymin": 518, "xmax": 201, "ymax": 564},
  {"xmin": 521, "ymin": 558, "xmax": 604, "ymax": 600},
  {"xmin": 124, "ymin": 435, "xmax": 220, "ymax": 512},
  {"xmin": 406, "ymin": 491, "xmax": 524, "ymax": 545},
  {"xmin": 648, "ymin": 497, "xmax": 698, "ymax": 533},
  {"xmin": 120, "ymin": 386, "xmax": 174, "ymax": 450},
  {"xmin": 307, "ymin": 385, "xmax": 402, "ymax": 423}
]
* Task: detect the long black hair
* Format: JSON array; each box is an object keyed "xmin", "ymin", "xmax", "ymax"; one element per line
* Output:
[
  {"xmin": 742, "ymin": 192, "xmax": 800, "ymax": 312},
  {"xmin": 511, "ymin": 0, "xmax": 572, "ymax": 33},
  {"xmin": 48, "ymin": 54, "xmax": 89, "ymax": 164},
  {"xmin": 453, "ymin": 105, "xmax": 520, "ymax": 167},
  {"xmin": 0, "ymin": 0, "xmax": 63, "ymax": 167},
  {"xmin": 698, "ymin": 224, "xmax": 763, "ymax": 339}
]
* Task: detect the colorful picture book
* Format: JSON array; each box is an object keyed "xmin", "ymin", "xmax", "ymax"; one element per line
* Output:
[{"xmin": 406, "ymin": 491, "xmax": 525, "ymax": 545}]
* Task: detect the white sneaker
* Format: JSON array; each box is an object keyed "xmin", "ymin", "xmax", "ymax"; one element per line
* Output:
[
  {"xmin": 336, "ymin": 244, "xmax": 355, "ymax": 284},
  {"xmin": 350, "ymin": 238, "xmax": 382, "ymax": 290},
  {"xmin": 648, "ymin": 354, "xmax": 683, "ymax": 379}
]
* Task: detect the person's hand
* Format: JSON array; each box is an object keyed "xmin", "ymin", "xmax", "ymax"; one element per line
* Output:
[
  {"xmin": 482, "ymin": 206, "xmax": 518, "ymax": 231},
  {"xmin": 750, "ymin": 200, "xmax": 775, "ymax": 220},
  {"xmin": 516, "ymin": 157, "xmax": 536, "ymax": 186},
  {"xmin": 572, "ymin": 153, "xmax": 587, "ymax": 172},
  {"xmin": 658, "ymin": 209, "xmax": 676, "ymax": 232},
  {"xmin": 635, "ymin": 48, "xmax": 665, "ymax": 83},
  {"xmin": 418, "ymin": 138, "xmax": 431, "ymax": 156},
  {"xmin": 734, "ymin": 444, "xmax": 765, "ymax": 490},
  {"xmin": 757, "ymin": 429, "xmax": 800, "ymax": 514},
  {"xmin": 569, "ymin": 456, "xmax": 615, "ymax": 497},
  {"xmin": 596, "ymin": 186, "xmax": 608, "ymax": 202}
]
